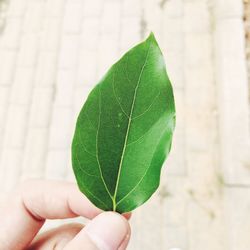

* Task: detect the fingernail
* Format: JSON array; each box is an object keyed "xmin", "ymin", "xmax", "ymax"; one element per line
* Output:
[{"xmin": 85, "ymin": 212, "xmax": 129, "ymax": 250}]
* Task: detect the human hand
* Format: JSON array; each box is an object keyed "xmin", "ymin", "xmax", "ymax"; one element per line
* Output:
[{"xmin": 0, "ymin": 180, "xmax": 131, "ymax": 250}]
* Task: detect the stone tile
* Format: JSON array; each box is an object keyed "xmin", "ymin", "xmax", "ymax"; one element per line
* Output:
[
  {"xmin": 58, "ymin": 34, "xmax": 79, "ymax": 69},
  {"xmin": 120, "ymin": 17, "xmax": 141, "ymax": 51},
  {"xmin": 10, "ymin": 67, "xmax": 34, "ymax": 105},
  {"xmin": 54, "ymin": 69, "xmax": 75, "ymax": 107},
  {"xmin": 0, "ymin": 148, "xmax": 23, "ymax": 192},
  {"xmin": 44, "ymin": 0, "xmax": 65, "ymax": 18},
  {"xmin": 35, "ymin": 51, "xmax": 57, "ymax": 86},
  {"xmin": 73, "ymin": 85, "xmax": 93, "ymax": 120},
  {"xmin": 83, "ymin": 0, "xmax": 103, "ymax": 17},
  {"xmin": 215, "ymin": 0, "xmax": 243, "ymax": 18},
  {"xmin": 0, "ymin": 85, "xmax": 9, "ymax": 107},
  {"xmin": 0, "ymin": 50, "xmax": 17, "ymax": 85},
  {"xmin": 122, "ymin": 0, "xmax": 141, "ymax": 17},
  {"xmin": 29, "ymin": 87, "xmax": 54, "ymax": 128},
  {"xmin": 41, "ymin": 18, "xmax": 61, "ymax": 51},
  {"xmin": 0, "ymin": 86, "xmax": 9, "ymax": 139},
  {"xmin": 63, "ymin": 1, "xmax": 83, "ymax": 34},
  {"xmin": 81, "ymin": 18, "xmax": 99, "ymax": 51},
  {"xmin": 224, "ymin": 187, "xmax": 250, "ymax": 250},
  {"xmin": 45, "ymin": 149, "xmax": 69, "ymax": 179},
  {"xmin": 77, "ymin": 50, "xmax": 98, "ymax": 86},
  {"xmin": 0, "ymin": 17, "xmax": 22, "ymax": 50},
  {"xmin": 160, "ymin": 176, "xmax": 188, "ymax": 226},
  {"xmin": 184, "ymin": 33, "xmax": 212, "ymax": 68},
  {"xmin": 101, "ymin": 1, "xmax": 121, "ymax": 34},
  {"xmin": 23, "ymin": 1, "xmax": 44, "ymax": 33},
  {"xmin": 163, "ymin": 226, "xmax": 188, "ymax": 250},
  {"xmin": 215, "ymin": 18, "xmax": 250, "ymax": 185},
  {"xmin": 187, "ymin": 200, "xmax": 225, "ymax": 250},
  {"xmin": 17, "ymin": 34, "xmax": 39, "ymax": 67},
  {"xmin": 3, "ymin": 104, "xmax": 29, "ymax": 148},
  {"xmin": 163, "ymin": 0, "xmax": 183, "ymax": 18},
  {"xmin": 7, "ymin": 0, "xmax": 28, "ymax": 18},
  {"xmin": 184, "ymin": 1, "xmax": 210, "ymax": 33},
  {"xmin": 48, "ymin": 107, "xmax": 73, "ymax": 149},
  {"xmin": 21, "ymin": 128, "xmax": 48, "ymax": 179}
]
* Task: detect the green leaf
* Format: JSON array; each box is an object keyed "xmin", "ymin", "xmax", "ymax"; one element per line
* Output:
[{"xmin": 71, "ymin": 32, "xmax": 176, "ymax": 213}]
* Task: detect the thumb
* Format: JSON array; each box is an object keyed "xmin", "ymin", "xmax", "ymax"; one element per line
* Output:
[{"xmin": 64, "ymin": 212, "xmax": 131, "ymax": 250}]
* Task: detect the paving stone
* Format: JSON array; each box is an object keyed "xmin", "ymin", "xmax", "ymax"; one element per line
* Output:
[
  {"xmin": 77, "ymin": 50, "xmax": 98, "ymax": 86},
  {"xmin": 187, "ymin": 200, "xmax": 226, "ymax": 250},
  {"xmin": 122, "ymin": 0, "xmax": 141, "ymax": 17},
  {"xmin": 21, "ymin": 128, "xmax": 48, "ymax": 179},
  {"xmin": 41, "ymin": 17, "xmax": 61, "ymax": 51},
  {"xmin": 83, "ymin": 0, "xmax": 103, "ymax": 17},
  {"xmin": 120, "ymin": 17, "xmax": 141, "ymax": 51},
  {"xmin": 17, "ymin": 34, "xmax": 39, "ymax": 67},
  {"xmin": 44, "ymin": 0, "xmax": 65, "ymax": 18},
  {"xmin": 224, "ymin": 188, "xmax": 250, "ymax": 250},
  {"xmin": 35, "ymin": 51, "xmax": 58, "ymax": 86},
  {"xmin": 81, "ymin": 17, "xmax": 99, "ymax": 51},
  {"xmin": 0, "ymin": 17, "xmax": 22, "ymax": 50},
  {"xmin": 45, "ymin": 149, "xmax": 69, "ymax": 179},
  {"xmin": 0, "ymin": 50, "xmax": 17, "ymax": 85},
  {"xmin": 7, "ymin": 0, "xmax": 28, "ymax": 18},
  {"xmin": 163, "ymin": 0, "xmax": 183, "ymax": 18},
  {"xmin": 3, "ymin": 104, "xmax": 29, "ymax": 149},
  {"xmin": 0, "ymin": 86, "xmax": 9, "ymax": 141},
  {"xmin": 215, "ymin": 17, "xmax": 250, "ymax": 185},
  {"xmin": 54, "ymin": 69, "xmax": 75, "ymax": 107},
  {"xmin": 73, "ymin": 85, "xmax": 93, "ymax": 120},
  {"xmin": 0, "ymin": 148, "xmax": 23, "ymax": 192},
  {"xmin": 48, "ymin": 107, "xmax": 73, "ymax": 149},
  {"xmin": 63, "ymin": 1, "xmax": 83, "ymax": 34},
  {"xmin": 101, "ymin": 1, "xmax": 121, "ymax": 34},
  {"xmin": 23, "ymin": 1, "xmax": 44, "ymax": 33},
  {"xmin": 184, "ymin": 1, "xmax": 210, "ymax": 33},
  {"xmin": 58, "ymin": 34, "xmax": 79, "ymax": 69},
  {"xmin": 215, "ymin": 0, "xmax": 243, "ymax": 18},
  {"xmin": 9, "ymin": 67, "xmax": 34, "ymax": 105},
  {"xmin": 29, "ymin": 87, "xmax": 54, "ymax": 128}
]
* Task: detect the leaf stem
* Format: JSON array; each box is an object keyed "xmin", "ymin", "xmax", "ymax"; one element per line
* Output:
[{"xmin": 112, "ymin": 198, "xmax": 117, "ymax": 211}]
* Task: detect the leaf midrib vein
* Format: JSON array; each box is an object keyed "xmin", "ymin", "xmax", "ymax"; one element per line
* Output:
[{"xmin": 112, "ymin": 41, "xmax": 152, "ymax": 210}]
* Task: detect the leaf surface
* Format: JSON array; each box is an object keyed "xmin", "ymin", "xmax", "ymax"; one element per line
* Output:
[{"xmin": 71, "ymin": 33, "xmax": 176, "ymax": 212}]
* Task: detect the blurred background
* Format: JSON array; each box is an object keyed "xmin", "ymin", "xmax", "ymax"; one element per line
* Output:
[{"xmin": 0, "ymin": 0, "xmax": 250, "ymax": 249}]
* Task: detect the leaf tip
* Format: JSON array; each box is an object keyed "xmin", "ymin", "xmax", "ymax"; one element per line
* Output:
[{"xmin": 146, "ymin": 31, "xmax": 156, "ymax": 42}]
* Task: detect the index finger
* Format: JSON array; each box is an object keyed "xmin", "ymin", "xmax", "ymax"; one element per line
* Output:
[{"xmin": 0, "ymin": 180, "xmax": 102, "ymax": 250}]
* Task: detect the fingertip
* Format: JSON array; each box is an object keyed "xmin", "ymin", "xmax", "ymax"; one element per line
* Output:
[
  {"xmin": 67, "ymin": 184, "xmax": 102, "ymax": 218},
  {"xmin": 85, "ymin": 212, "xmax": 130, "ymax": 250}
]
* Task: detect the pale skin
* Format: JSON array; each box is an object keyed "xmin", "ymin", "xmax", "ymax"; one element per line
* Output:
[{"xmin": 0, "ymin": 180, "xmax": 131, "ymax": 250}]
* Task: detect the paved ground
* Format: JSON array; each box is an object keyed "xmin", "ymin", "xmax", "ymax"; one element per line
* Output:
[{"xmin": 0, "ymin": 0, "xmax": 249, "ymax": 249}]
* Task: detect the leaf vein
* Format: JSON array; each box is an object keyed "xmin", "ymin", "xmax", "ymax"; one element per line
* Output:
[
  {"xmin": 112, "ymin": 72, "xmax": 130, "ymax": 118},
  {"xmin": 132, "ymin": 91, "xmax": 161, "ymax": 120},
  {"xmin": 126, "ymin": 124, "xmax": 154, "ymax": 146},
  {"xmin": 74, "ymin": 150, "xmax": 99, "ymax": 178},
  {"xmin": 112, "ymin": 40, "xmax": 152, "ymax": 210},
  {"xmin": 83, "ymin": 111, "xmax": 95, "ymax": 130},
  {"xmin": 77, "ymin": 167, "xmax": 109, "ymax": 210},
  {"xmin": 96, "ymin": 87, "xmax": 114, "ymax": 200},
  {"xmin": 77, "ymin": 129, "xmax": 96, "ymax": 157}
]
